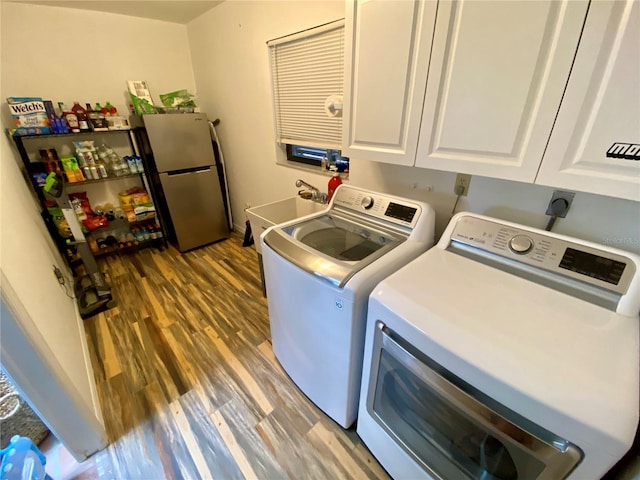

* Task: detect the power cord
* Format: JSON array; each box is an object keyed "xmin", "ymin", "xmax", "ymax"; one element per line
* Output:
[
  {"xmin": 545, "ymin": 197, "xmax": 570, "ymax": 231},
  {"xmin": 53, "ymin": 266, "xmax": 75, "ymax": 300},
  {"xmin": 450, "ymin": 185, "xmax": 466, "ymax": 217}
]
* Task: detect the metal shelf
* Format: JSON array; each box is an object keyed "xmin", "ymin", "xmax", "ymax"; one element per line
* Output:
[
  {"xmin": 16, "ymin": 129, "xmax": 131, "ymax": 140},
  {"xmin": 64, "ymin": 172, "xmax": 142, "ymax": 187}
]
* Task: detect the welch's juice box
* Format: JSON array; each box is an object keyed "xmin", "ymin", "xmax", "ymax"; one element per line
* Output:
[{"xmin": 7, "ymin": 97, "xmax": 51, "ymax": 136}]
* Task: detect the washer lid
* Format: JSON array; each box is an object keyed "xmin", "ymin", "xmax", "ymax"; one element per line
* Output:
[
  {"xmin": 370, "ymin": 247, "xmax": 639, "ymax": 455},
  {"xmin": 264, "ymin": 212, "xmax": 405, "ymax": 287}
]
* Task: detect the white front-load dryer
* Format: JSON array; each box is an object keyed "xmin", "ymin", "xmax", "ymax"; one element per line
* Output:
[{"xmin": 357, "ymin": 212, "xmax": 640, "ymax": 479}]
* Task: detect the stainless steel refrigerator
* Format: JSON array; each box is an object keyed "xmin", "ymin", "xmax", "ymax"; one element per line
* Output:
[{"xmin": 137, "ymin": 113, "xmax": 229, "ymax": 252}]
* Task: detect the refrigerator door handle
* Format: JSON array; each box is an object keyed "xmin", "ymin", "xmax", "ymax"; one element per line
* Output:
[{"xmin": 167, "ymin": 167, "xmax": 212, "ymax": 176}]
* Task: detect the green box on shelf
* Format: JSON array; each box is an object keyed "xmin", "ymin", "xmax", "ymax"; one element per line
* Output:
[{"xmin": 127, "ymin": 80, "xmax": 156, "ymax": 115}]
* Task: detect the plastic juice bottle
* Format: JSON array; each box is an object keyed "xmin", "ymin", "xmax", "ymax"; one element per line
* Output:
[
  {"xmin": 327, "ymin": 174, "xmax": 342, "ymax": 203},
  {"xmin": 72, "ymin": 102, "xmax": 90, "ymax": 132},
  {"xmin": 105, "ymin": 101, "xmax": 118, "ymax": 116}
]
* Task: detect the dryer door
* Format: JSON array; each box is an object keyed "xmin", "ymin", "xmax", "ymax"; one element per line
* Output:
[{"xmin": 365, "ymin": 322, "xmax": 583, "ymax": 480}]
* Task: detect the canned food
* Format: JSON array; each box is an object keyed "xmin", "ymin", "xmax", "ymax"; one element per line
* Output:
[
  {"xmin": 131, "ymin": 192, "xmax": 150, "ymax": 205},
  {"xmin": 118, "ymin": 192, "xmax": 133, "ymax": 207},
  {"xmin": 96, "ymin": 164, "xmax": 108, "ymax": 179}
]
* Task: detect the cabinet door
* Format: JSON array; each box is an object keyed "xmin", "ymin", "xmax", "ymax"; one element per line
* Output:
[
  {"xmin": 535, "ymin": 1, "xmax": 640, "ymax": 202},
  {"xmin": 415, "ymin": 0, "xmax": 588, "ymax": 181},
  {"xmin": 341, "ymin": 0, "xmax": 437, "ymax": 166}
]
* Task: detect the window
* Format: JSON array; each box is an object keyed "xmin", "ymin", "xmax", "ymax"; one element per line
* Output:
[
  {"xmin": 287, "ymin": 145, "xmax": 349, "ymax": 173},
  {"xmin": 268, "ymin": 19, "xmax": 345, "ymax": 153}
]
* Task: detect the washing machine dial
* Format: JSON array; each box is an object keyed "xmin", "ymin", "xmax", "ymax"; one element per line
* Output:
[
  {"xmin": 509, "ymin": 235, "xmax": 533, "ymax": 254},
  {"xmin": 361, "ymin": 196, "xmax": 374, "ymax": 209}
]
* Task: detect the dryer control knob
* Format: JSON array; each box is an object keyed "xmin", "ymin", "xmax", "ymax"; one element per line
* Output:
[
  {"xmin": 361, "ymin": 196, "xmax": 374, "ymax": 209},
  {"xmin": 509, "ymin": 235, "xmax": 533, "ymax": 254}
]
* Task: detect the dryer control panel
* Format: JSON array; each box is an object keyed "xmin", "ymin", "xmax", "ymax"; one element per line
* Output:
[
  {"xmin": 333, "ymin": 186, "xmax": 421, "ymax": 229},
  {"xmin": 447, "ymin": 215, "xmax": 635, "ymax": 295}
]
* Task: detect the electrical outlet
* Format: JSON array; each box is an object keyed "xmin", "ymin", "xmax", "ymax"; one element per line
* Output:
[
  {"xmin": 545, "ymin": 190, "xmax": 575, "ymax": 218},
  {"xmin": 454, "ymin": 174, "xmax": 472, "ymax": 196}
]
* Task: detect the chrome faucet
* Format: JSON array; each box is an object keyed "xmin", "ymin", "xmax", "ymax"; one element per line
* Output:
[{"xmin": 295, "ymin": 179, "xmax": 327, "ymax": 204}]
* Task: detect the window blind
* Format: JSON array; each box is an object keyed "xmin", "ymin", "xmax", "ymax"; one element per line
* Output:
[{"xmin": 268, "ymin": 19, "xmax": 345, "ymax": 150}]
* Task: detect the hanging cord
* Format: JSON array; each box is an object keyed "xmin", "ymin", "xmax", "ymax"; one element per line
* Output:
[
  {"xmin": 545, "ymin": 216, "xmax": 557, "ymax": 231},
  {"xmin": 54, "ymin": 267, "xmax": 75, "ymax": 299},
  {"xmin": 449, "ymin": 184, "xmax": 466, "ymax": 218},
  {"xmin": 450, "ymin": 194, "xmax": 462, "ymax": 217}
]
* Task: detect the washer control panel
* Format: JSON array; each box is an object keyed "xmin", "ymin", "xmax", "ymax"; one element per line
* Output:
[
  {"xmin": 508, "ymin": 235, "xmax": 534, "ymax": 254},
  {"xmin": 361, "ymin": 196, "xmax": 374, "ymax": 209},
  {"xmin": 333, "ymin": 186, "xmax": 420, "ymax": 228},
  {"xmin": 448, "ymin": 215, "xmax": 634, "ymax": 294}
]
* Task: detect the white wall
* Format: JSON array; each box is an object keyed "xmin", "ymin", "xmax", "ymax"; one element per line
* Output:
[
  {"xmin": 1, "ymin": 2, "xmax": 196, "ymax": 116},
  {"xmin": 187, "ymin": 1, "xmax": 640, "ymax": 255},
  {"xmin": 0, "ymin": 1, "xmax": 197, "ymax": 436},
  {"xmin": 351, "ymin": 162, "xmax": 640, "ymax": 254},
  {"xmin": 187, "ymin": 0, "xmax": 344, "ymax": 228}
]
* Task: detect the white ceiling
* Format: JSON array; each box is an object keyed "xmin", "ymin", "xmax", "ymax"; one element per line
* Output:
[{"xmin": 5, "ymin": 1, "xmax": 224, "ymax": 24}]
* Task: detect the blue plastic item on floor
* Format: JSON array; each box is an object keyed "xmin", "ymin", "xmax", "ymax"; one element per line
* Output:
[{"xmin": 0, "ymin": 436, "xmax": 50, "ymax": 480}]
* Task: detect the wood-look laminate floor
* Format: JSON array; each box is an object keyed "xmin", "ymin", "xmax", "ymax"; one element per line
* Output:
[{"xmin": 84, "ymin": 233, "xmax": 389, "ymax": 480}]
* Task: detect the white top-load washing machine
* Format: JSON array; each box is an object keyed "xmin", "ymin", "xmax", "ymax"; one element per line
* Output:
[
  {"xmin": 358, "ymin": 212, "xmax": 640, "ymax": 480},
  {"xmin": 262, "ymin": 185, "xmax": 435, "ymax": 428}
]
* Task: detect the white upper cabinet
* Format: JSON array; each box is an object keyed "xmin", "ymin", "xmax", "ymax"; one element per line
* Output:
[
  {"xmin": 341, "ymin": 0, "xmax": 437, "ymax": 165},
  {"xmin": 535, "ymin": 0, "xmax": 640, "ymax": 202},
  {"xmin": 415, "ymin": 0, "xmax": 588, "ymax": 182}
]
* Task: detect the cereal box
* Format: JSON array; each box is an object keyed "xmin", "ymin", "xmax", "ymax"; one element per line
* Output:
[{"xmin": 6, "ymin": 97, "xmax": 51, "ymax": 136}]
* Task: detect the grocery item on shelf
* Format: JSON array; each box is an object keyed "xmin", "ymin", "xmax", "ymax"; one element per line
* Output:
[
  {"xmin": 159, "ymin": 89, "xmax": 196, "ymax": 109},
  {"xmin": 98, "ymin": 144, "xmax": 130, "ymax": 176},
  {"xmin": 73, "ymin": 140, "xmax": 97, "ymax": 167},
  {"xmin": 38, "ymin": 148, "xmax": 62, "ymax": 173},
  {"xmin": 88, "ymin": 217, "xmax": 163, "ymax": 254},
  {"xmin": 44, "ymin": 100, "xmax": 68, "ymax": 134},
  {"xmin": 104, "ymin": 203, "xmax": 116, "ymax": 221},
  {"xmin": 69, "ymin": 192, "xmax": 94, "ymax": 222},
  {"xmin": 71, "ymin": 102, "xmax": 91, "ymax": 132},
  {"xmin": 46, "ymin": 203, "xmax": 72, "ymax": 238},
  {"xmin": 104, "ymin": 101, "xmax": 118, "ymax": 116},
  {"xmin": 6, "ymin": 97, "xmax": 51, "ymax": 136},
  {"xmin": 6, "ymin": 97, "xmax": 133, "ymax": 136},
  {"xmin": 82, "ymin": 215, "xmax": 109, "ymax": 232},
  {"xmin": 131, "ymin": 190, "xmax": 150, "ymax": 205},
  {"xmin": 106, "ymin": 115, "xmax": 130, "ymax": 130},
  {"xmin": 119, "ymin": 187, "xmax": 155, "ymax": 221},
  {"xmin": 85, "ymin": 103, "xmax": 109, "ymax": 132},
  {"xmin": 124, "ymin": 155, "xmax": 144, "ymax": 173},
  {"xmin": 31, "ymin": 171, "xmax": 48, "ymax": 188},
  {"xmin": 114, "ymin": 207, "xmax": 126, "ymax": 220},
  {"xmin": 128, "ymin": 80, "xmax": 156, "ymax": 114},
  {"xmin": 58, "ymin": 102, "xmax": 80, "ymax": 133},
  {"xmin": 87, "ymin": 237, "xmax": 99, "ymax": 253},
  {"xmin": 60, "ymin": 155, "xmax": 85, "ymax": 182},
  {"xmin": 118, "ymin": 190, "xmax": 134, "ymax": 209}
]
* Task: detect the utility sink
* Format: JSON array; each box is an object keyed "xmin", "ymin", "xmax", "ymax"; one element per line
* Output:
[{"xmin": 246, "ymin": 196, "xmax": 326, "ymax": 254}]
